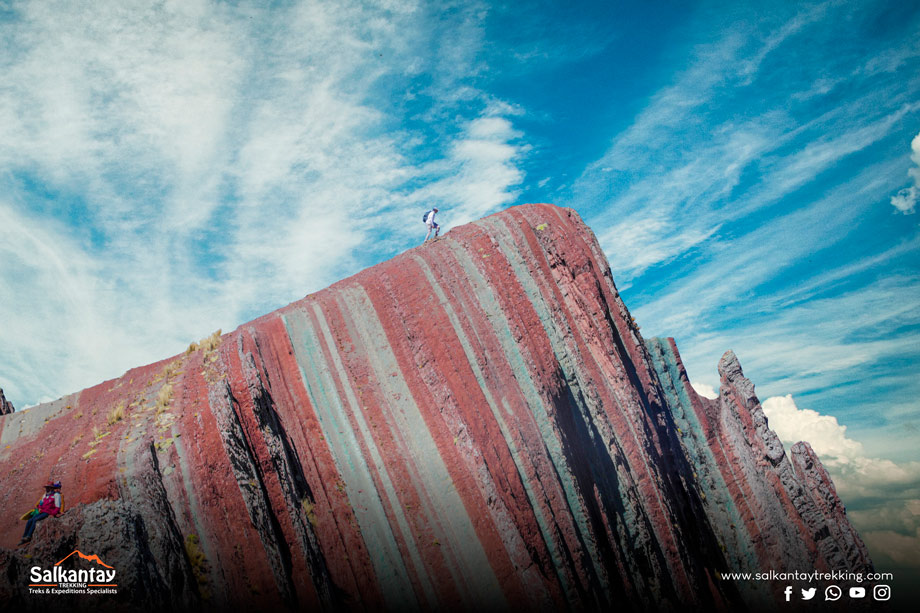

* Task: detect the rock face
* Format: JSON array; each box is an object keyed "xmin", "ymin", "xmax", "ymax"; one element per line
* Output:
[
  {"xmin": 0, "ymin": 388, "xmax": 13, "ymax": 415},
  {"xmin": 645, "ymin": 338, "xmax": 872, "ymax": 608},
  {"xmin": 0, "ymin": 204, "xmax": 870, "ymax": 611}
]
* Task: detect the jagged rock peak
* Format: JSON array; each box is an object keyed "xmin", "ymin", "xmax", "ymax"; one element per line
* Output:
[
  {"xmin": 717, "ymin": 349, "xmax": 742, "ymax": 379},
  {"xmin": 0, "ymin": 388, "xmax": 13, "ymax": 416},
  {"xmin": 719, "ymin": 349, "xmax": 757, "ymax": 408}
]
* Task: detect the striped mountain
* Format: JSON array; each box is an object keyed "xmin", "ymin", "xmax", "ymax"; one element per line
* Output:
[{"xmin": 0, "ymin": 204, "xmax": 870, "ymax": 611}]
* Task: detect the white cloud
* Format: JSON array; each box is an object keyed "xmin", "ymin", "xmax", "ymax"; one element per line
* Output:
[
  {"xmin": 600, "ymin": 217, "xmax": 718, "ymax": 282},
  {"xmin": 762, "ymin": 395, "xmax": 864, "ymax": 466},
  {"xmin": 890, "ymin": 131, "xmax": 920, "ymax": 214},
  {"xmin": 0, "ymin": 201, "xmax": 208, "ymax": 408},
  {"xmin": 736, "ymin": 0, "xmax": 832, "ymax": 82},
  {"xmin": 690, "ymin": 382, "xmax": 718, "ymax": 399},
  {"xmin": 571, "ymin": 0, "xmax": 917, "ymax": 281},
  {"xmin": 892, "ymin": 186, "xmax": 918, "ymax": 214},
  {"xmin": 758, "ymin": 105, "xmax": 916, "ymax": 215},
  {"xmin": 658, "ymin": 271, "xmax": 920, "ymax": 464},
  {"xmin": 0, "ymin": 0, "xmax": 529, "ymax": 408},
  {"xmin": 409, "ymin": 114, "xmax": 526, "ymax": 229},
  {"xmin": 631, "ymin": 157, "xmax": 914, "ymax": 336},
  {"xmin": 0, "ymin": 0, "xmax": 245, "ymax": 222}
]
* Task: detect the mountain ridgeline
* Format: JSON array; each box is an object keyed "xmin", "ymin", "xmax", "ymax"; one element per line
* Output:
[{"xmin": 0, "ymin": 204, "xmax": 870, "ymax": 611}]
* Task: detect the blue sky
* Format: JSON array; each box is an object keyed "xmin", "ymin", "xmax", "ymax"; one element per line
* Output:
[{"xmin": 1, "ymin": 0, "xmax": 918, "ymax": 574}]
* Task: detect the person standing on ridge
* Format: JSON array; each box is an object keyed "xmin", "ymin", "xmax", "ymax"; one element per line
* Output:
[
  {"xmin": 423, "ymin": 207, "xmax": 440, "ymax": 243},
  {"xmin": 18, "ymin": 481, "xmax": 63, "ymax": 545}
]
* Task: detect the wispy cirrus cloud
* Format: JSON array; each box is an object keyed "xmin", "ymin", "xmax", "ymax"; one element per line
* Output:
[
  {"xmin": 562, "ymin": 2, "xmax": 919, "ymax": 473},
  {"xmin": 0, "ymin": 0, "xmax": 917, "ymax": 582},
  {"xmin": 568, "ymin": 0, "xmax": 919, "ymax": 283},
  {"xmin": 408, "ymin": 112, "xmax": 527, "ymax": 229},
  {"xmin": 630, "ymin": 155, "xmax": 912, "ymax": 331},
  {"xmin": 566, "ymin": 1, "xmax": 920, "ymax": 484},
  {"xmin": 655, "ymin": 264, "xmax": 920, "ymax": 463},
  {"xmin": 0, "ymin": 0, "xmax": 528, "ymax": 408}
]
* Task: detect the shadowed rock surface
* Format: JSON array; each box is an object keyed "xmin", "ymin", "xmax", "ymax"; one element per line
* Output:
[{"xmin": 0, "ymin": 204, "xmax": 870, "ymax": 611}]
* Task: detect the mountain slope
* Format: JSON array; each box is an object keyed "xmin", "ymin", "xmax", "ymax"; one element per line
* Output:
[{"xmin": 0, "ymin": 204, "xmax": 870, "ymax": 611}]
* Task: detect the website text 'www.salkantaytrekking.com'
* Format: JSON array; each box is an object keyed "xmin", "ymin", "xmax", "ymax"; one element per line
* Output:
[{"xmin": 719, "ymin": 569, "xmax": 896, "ymax": 603}]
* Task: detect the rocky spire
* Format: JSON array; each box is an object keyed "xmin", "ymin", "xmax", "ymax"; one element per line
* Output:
[{"xmin": 0, "ymin": 388, "xmax": 13, "ymax": 415}]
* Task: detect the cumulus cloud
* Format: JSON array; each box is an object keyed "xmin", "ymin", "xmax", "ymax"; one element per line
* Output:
[
  {"xmin": 763, "ymin": 395, "xmax": 920, "ymax": 500},
  {"xmin": 890, "ymin": 131, "xmax": 920, "ymax": 214},
  {"xmin": 763, "ymin": 395, "xmax": 920, "ymax": 571},
  {"xmin": 892, "ymin": 186, "xmax": 918, "ymax": 214},
  {"xmin": 762, "ymin": 395, "xmax": 864, "ymax": 464},
  {"xmin": 690, "ymin": 382, "xmax": 719, "ymax": 399}
]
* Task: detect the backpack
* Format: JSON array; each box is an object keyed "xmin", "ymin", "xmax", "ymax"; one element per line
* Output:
[{"xmin": 423, "ymin": 210, "xmax": 432, "ymax": 222}]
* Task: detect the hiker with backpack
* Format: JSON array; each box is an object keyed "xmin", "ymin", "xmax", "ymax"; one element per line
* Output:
[
  {"xmin": 19, "ymin": 481, "xmax": 63, "ymax": 545},
  {"xmin": 423, "ymin": 207, "xmax": 440, "ymax": 243}
]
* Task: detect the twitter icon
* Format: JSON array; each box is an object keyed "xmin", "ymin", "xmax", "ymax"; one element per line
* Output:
[{"xmin": 801, "ymin": 587, "xmax": 817, "ymax": 600}]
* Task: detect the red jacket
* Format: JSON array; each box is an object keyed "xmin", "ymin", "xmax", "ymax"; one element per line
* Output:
[{"xmin": 37, "ymin": 492, "xmax": 61, "ymax": 516}]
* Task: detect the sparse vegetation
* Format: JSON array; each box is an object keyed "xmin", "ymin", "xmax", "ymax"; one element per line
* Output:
[
  {"xmin": 201, "ymin": 329, "xmax": 222, "ymax": 353},
  {"xmin": 88, "ymin": 428, "xmax": 111, "ymax": 449},
  {"xmin": 155, "ymin": 384, "xmax": 173, "ymax": 414},
  {"xmin": 199, "ymin": 329, "xmax": 225, "ymax": 384},
  {"xmin": 184, "ymin": 330, "xmax": 221, "ymax": 357},
  {"xmin": 184, "ymin": 534, "xmax": 211, "ymax": 600},
  {"xmin": 107, "ymin": 403, "xmax": 126, "ymax": 425},
  {"xmin": 163, "ymin": 359, "xmax": 182, "ymax": 380}
]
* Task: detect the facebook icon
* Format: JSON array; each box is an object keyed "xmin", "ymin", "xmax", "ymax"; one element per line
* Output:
[{"xmin": 785, "ymin": 586, "xmax": 793, "ymax": 601}]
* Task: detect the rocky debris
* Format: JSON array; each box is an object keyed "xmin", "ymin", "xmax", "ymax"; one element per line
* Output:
[
  {"xmin": 0, "ymin": 204, "xmax": 871, "ymax": 612},
  {"xmin": 0, "ymin": 388, "xmax": 13, "ymax": 415}
]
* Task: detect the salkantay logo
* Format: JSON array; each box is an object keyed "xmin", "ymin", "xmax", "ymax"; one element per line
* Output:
[{"xmin": 29, "ymin": 550, "xmax": 118, "ymax": 595}]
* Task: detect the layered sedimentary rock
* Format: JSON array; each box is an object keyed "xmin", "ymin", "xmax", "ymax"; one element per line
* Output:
[
  {"xmin": 0, "ymin": 204, "xmax": 870, "ymax": 611},
  {"xmin": 0, "ymin": 388, "xmax": 13, "ymax": 415},
  {"xmin": 645, "ymin": 338, "xmax": 872, "ymax": 608}
]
